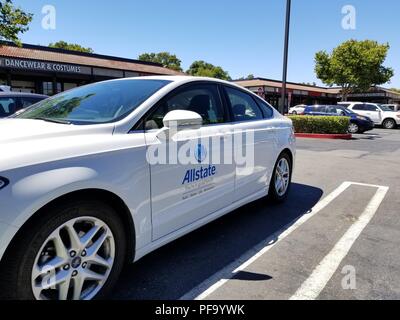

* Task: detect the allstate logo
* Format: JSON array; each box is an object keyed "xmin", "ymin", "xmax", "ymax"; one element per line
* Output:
[{"xmin": 195, "ymin": 144, "xmax": 207, "ymax": 163}]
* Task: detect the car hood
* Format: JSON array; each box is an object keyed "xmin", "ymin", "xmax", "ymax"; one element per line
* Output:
[
  {"xmin": 0, "ymin": 119, "xmax": 105, "ymax": 144},
  {"xmin": 0, "ymin": 119, "xmax": 118, "ymax": 171}
]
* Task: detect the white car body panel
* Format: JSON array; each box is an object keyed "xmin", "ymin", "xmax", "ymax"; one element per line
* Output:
[{"xmin": 0, "ymin": 76, "xmax": 296, "ymax": 264}]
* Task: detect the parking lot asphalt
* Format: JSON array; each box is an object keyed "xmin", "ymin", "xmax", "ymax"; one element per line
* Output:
[{"xmin": 112, "ymin": 128, "xmax": 400, "ymax": 300}]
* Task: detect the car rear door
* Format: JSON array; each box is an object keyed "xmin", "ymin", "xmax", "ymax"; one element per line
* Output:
[
  {"xmin": 222, "ymin": 85, "xmax": 278, "ymax": 202},
  {"xmin": 364, "ymin": 104, "xmax": 382, "ymax": 124},
  {"xmin": 144, "ymin": 82, "xmax": 235, "ymax": 240}
]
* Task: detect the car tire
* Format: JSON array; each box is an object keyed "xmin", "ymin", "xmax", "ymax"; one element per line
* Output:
[
  {"xmin": 348, "ymin": 123, "xmax": 360, "ymax": 134},
  {"xmin": 268, "ymin": 152, "xmax": 292, "ymax": 203},
  {"xmin": 292, "ymin": 111, "xmax": 297, "ymax": 115},
  {"xmin": 382, "ymin": 118, "xmax": 396, "ymax": 129},
  {"xmin": 0, "ymin": 199, "xmax": 127, "ymax": 300}
]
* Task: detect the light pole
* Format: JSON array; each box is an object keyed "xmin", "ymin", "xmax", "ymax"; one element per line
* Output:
[{"xmin": 280, "ymin": 0, "xmax": 291, "ymax": 114}]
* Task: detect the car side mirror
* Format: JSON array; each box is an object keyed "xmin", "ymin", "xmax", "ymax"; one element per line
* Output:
[{"xmin": 156, "ymin": 110, "xmax": 203, "ymax": 140}]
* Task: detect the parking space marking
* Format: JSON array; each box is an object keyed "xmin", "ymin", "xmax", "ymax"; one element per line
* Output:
[
  {"xmin": 180, "ymin": 181, "xmax": 354, "ymax": 300},
  {"xmin": 290, "ymin": 184, "xmax": 389, "ymax": 300}
]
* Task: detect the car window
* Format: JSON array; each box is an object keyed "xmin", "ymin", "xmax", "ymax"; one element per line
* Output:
[
  {"xmin": 326, "ymin": 106, "xmax": 338, "ymax": 114},
  {"xmin": 225, "ymin": 87, "xmax": 264, "ymax": 122},
  {"xmin": 145, "ymin": 83, "xmax": 225, "ymax": 130},
  {"xmin": 364, "ymin": 104, "xmax": 378, "ymax": 111},
  {"xmin": 0, "ymin": 97, "xmax": 17, "ymax": 117},
  {"xmin": 352, "ymin": 104, "xmax": 365, "ymax": 111},
  {"xmin": 20, "ymin": 97, "xmax": 44, "ymax": 109},
  {"xmin": 255, "ymin": 98, "xmax": 274, "ymax": 118},
  {"xmin": 312, "ymin": 106, "xmax": 326, "ymax": 113}
]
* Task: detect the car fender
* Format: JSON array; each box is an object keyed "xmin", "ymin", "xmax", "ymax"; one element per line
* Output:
[{"xmin": 0, "ymin": 165, "xmax": 149, "ymax": 261}]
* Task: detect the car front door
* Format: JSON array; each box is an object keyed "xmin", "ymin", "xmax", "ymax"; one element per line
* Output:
[
  {"xmin": 144, "ymin": 83, "xmax": 235, "ymax": 240},
  {"xmin": 222, "ymin": 86, "xmax": 278, "ymax": 202}
]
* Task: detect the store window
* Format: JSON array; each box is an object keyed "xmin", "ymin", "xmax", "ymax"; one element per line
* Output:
[{"xmin": 43, "ymin": 82, "xmax": 62, "ymax": 95}]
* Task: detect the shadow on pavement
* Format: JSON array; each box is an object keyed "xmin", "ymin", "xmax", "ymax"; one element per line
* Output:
[{"xmin": 112, "ymin": 183, "xmax": 323, "ymax": 300}]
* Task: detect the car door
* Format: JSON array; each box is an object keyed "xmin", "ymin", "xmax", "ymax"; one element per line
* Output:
[
  {"xmin": 222, "ymin": 86, "xmax": 278, "ymax": 202},
  {"xmin": 364, "ymin": 104, "xmax": 382, "ymax": 124},
  {"xmin": 143, "ymin": 82, "xmax": 235, "ymax": 240},
  {"xmin": 350, "ymin": 103, "xmax": 367, "ymax": 117}
]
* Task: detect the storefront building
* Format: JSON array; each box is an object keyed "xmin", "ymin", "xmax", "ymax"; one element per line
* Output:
[
  {"xmin": 0, "ymin": 42, "xmax": 181, "ymax": 95},
  {"xmin": 234, "ymin": 78, "xmax": 400, "ymax": 109}
]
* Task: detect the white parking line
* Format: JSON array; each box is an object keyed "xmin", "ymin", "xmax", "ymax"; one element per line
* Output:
[
  {"xmin": 290, "ymin": 184, "xmax": 389, "ymax": 300},
  {"xmin": 180, "ymin": 181, "xmax": 354, "ymax": 300}
]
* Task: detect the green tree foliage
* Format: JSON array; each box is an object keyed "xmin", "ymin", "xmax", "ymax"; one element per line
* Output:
[
  {"xmin": 49, "ymin": 41, "xmax": 94, "ymax": 53},
  {"xmin": 237, "ymin": 74, "xmax": 255, "ymax": 80},
  {"xmin": 186, "ymin": 60, "xmax": 231, "ymax": 80},
  {"xmin": 138, "ymin": 52, "xmax": 183, "ymax": 72},
  {"xmin": 315, "ymin": 40, "xmax": 394, "ymax": 101},
  {"xmin": 0, "ymin": 0, "xmax": 32, "ymax": 46}
]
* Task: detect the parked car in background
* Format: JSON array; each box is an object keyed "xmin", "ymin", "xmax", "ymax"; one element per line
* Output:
[
  {"xmin": 303, "ymin": 105, "xmax": 374, "ymax": 133},
  {"xmin": 338, "ymin": 102, "xmax": 400, "ymax": 129},
  {"xmin": 288, "ymin": 104, "xmax": 306, "ymax": 115},
  {"xmin": 0, "ymin": 92, "xmax": 48, "ymax": 118},
  {"xmin": 381, "ymin": 104, "xmax": 400, "ymax": 112}
]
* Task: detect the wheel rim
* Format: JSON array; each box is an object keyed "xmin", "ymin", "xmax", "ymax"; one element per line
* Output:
[
  {"xmin": 275, "ymin": 158, "xmax": 290, "ymax": 197},
  {"xmin": 31, "ymin": 216, "xmax": 115, "ymax": 300},
  {"xmin": 348, "ymin": 123, "xmax": 358, "ymax": 133},
  {"xmin": 384, "ymin": 120, "xmax": 394, "ymax": 129}
]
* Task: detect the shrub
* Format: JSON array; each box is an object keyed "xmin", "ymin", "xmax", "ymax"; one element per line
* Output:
[{"xmin": 288, "ymin": 116, "xmax": 350, "ymax": 134}]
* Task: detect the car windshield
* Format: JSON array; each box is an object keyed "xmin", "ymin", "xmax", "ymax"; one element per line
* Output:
[
  {"xmin": 15, "ymin": 79, "xmax": 171, "ymax": 125},
  {"xmin": 379, "ymin": 105, "xmax": 393, "ymax": 112}
]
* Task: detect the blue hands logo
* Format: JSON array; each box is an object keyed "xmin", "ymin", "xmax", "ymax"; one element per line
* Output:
[{"xmin": 195, "ymin": 144, "xmax": 207, "ymax": 163}]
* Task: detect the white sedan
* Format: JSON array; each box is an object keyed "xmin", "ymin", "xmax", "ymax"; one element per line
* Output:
[
  {"xmin": 288, "ymin": 104, "xmax": 307, "ymax": 115},
  {"xmin": 0, "ymin": 76, "xmax": 295, "ymax": 300}
]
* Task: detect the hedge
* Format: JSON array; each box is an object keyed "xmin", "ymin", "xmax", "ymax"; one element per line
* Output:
[{"xmin": 288, "ymin": 116, "xmax": 350, "ymax": 134}]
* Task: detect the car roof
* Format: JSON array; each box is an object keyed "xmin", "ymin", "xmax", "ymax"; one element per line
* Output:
[
  {"xmin": 105, "ymin": 75, "xmax": 250, "ymax": 91},
  {"xmin": 0, "ymin": 92, "xmax": 48, "ymax": 98}
]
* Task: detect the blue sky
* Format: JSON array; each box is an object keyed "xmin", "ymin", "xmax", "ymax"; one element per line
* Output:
[{"xmin": 13, "ymin": 0, "xmax": 400, "ymax": 87}]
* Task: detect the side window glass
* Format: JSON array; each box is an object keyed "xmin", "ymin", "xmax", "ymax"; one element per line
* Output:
[
  {"xmin": 365, "ymin": 104, "xmax": 378, "ymax": 111},
  {"xmin": 353, "ymin": 104, "xmax": 364, "ymax": 111},
  {"xmin": 0, "ymin": 97, "xmax": 17, "ymax": 117},
  {"xmin": 20, "ymin": 97, "xmax": 42, "ymax": 109},
  {"xmin": 145, "ymin": 84, "xmax": 225, "ymax": 130},
  {"xmin": 256, "ymin": 99, "xmax": 274, "ymax": 118},
  {"xmin": 225, "ymin": 87, "xmax": 264, "ymax": 122}
]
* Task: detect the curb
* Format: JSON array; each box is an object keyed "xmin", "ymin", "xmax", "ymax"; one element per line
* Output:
[{"xmin": 295, "ymin": 133, "xmax": 352, "ymax": 140}]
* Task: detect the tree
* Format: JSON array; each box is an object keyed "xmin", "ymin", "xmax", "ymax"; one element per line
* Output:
[
  {"xmin": 49, "ymin": 41, "xmax": 94, "ymax": 53},
  {"xmin": 237, "ymin": 74, "xmax": 255, "ymax": 80},
  {"xmin": 138, "ymin": 52, "xmax": 182, "ymax": 72},
  {"xmin": 390, "ymin": 88, "xmax": 400, "ymax": 93},
  {"xmin": 315, "ymin": 40, "xmax": 394, "ymax": 101},
  {"xmin": 186, "ymin": 60, "xmax": 231, "ymax": 80},
  {"xmin": 0, "ymin": 0, "xmax": 33, "ymax": 46}
]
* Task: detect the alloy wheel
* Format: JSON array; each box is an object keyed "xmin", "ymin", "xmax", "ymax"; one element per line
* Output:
[
  {"xmin": 31, "ymin": 216, "xmax": 115, "ymax": 300},
  {"xmin": 275, "ymin": 158, "xmax": 290, "ymax": 197}
]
